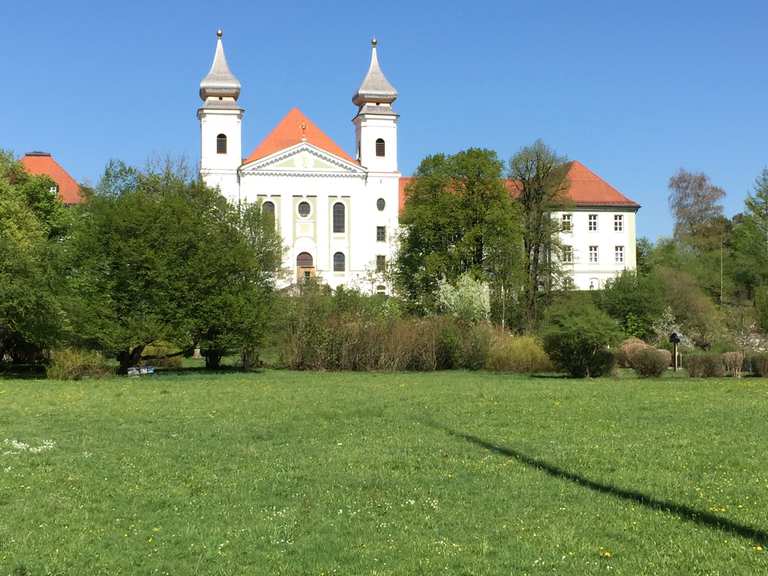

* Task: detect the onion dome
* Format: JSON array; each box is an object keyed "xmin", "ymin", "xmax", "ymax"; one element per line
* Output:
[
  {"xmin": 352, "ymin": 38, "xmax": 398, "ymax": 107},
  {"xmin": 199, "ymin": 30, "xmax": 241, "ymax": 101}
]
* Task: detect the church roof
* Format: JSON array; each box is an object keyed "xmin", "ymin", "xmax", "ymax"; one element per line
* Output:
[
  {"xmin": 21, "ymin": 152, "xmax": 83, "ymax": 205},
  {"xmin": 199, "ymin": 30, "xmax": 241, "ymax": 102},
  {"xmin": 243, "ymin": 107, "xmax": 356, "ymax": 165},
  {"xmin": 398, "ymin": 161, "xmax": 639, "ymax": 214},
  {"xmin": 353, "ymin": 39, "xmax": 398, "ymax": 107}
]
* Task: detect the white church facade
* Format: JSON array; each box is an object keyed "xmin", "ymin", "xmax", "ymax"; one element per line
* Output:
[{"xmin": 197, "ymin": 32, "xmax": 640, "ymax": 292}]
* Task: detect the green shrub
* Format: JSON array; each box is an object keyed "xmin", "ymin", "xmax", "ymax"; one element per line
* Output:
[
  {"xmin": 747, "ymin": 352, "xmax": 768, "ymax": 377},
  {"xmin": 47, "ymin": 349, "xmax": 112, "ymax": 380},
  {"xmin": 684, "ymin": 353, "xmax": 725, "ymax": 378},
  {"xmin": 542, "ymin": 299, "xmax": 622, "ymax": 378},
  {"xmin": 459, "ymin": 322, "xmax": 494, "ymax": 370},
  {"xmin": 631, "ymin": 348, "xmax": 669, "ymax": 377},
  {"xmin": 435, "ymin": 317, "xmax": 462, "ymax": 369},
  {"xmin": 486, "ymin": 334, "xmax": 552, "ymax": 373}
]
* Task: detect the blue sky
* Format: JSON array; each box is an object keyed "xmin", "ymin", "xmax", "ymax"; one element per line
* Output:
[{"xmin": 1, "ymin": 0, "xmax": 766, "ymax": 240}]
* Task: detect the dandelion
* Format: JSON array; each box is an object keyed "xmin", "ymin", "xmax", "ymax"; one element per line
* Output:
[{"xmin": 599, "ymin": 547, "xmax": 612, "ymax": 559}]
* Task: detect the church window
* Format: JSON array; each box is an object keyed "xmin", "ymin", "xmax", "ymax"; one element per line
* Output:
[
  {"xmin": 376, "ymin": 198, "xmax": 385, "ymax": 211},
  {"xmin": 216, "ymin": 133, "xmax": 227, "ymax": 154},
  {"xmin": 376, "ymin": 226, "xmax": 386, "ymax": 242},
  {"xmin": 376, "ymin": 255, "xmax": 386, "ymax": 273},
  {"xmin": 298, "ymin": 201, "xmax": 311, "ymax": 218},
  {"xmin": 333, "ymin": 202, "xmax": 345, "ymax": 233},
  {"xmin": 262, "ymin": 201, "xmax": 275, "ymax": 228},
  {"xmin": 297, "ymin": 252, "xmax": 313, "ymax": 268},
  {"xmin": 375, "ymin": 138, "xmax": 385, "ymax": 157},
  {"xmin": 333, "ymin": 252, "xmax": 345, "ymax": 272}
]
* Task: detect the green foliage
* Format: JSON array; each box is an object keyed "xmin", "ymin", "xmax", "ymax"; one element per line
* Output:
[
  {"xmin": 46, "ymin": 348, "xmax": 112, "ymax": 380},
  {"xmin": 437, "ymin": 273, "xmax": 490, "ymax": 323},
  {"xmin": 730, "ymin": 169, "xmax": 768, "ymax": 297},
  {"xmin": 541, "ymin": 298, "xmax": 622, "ymax": 377},
  {"xmin": 754, "ymin": 286, "xmax": 768, "ymax": 334},
  {"xmin": 598, "ymin": 271, "xmax": 665, "ymax": 340},
  {"xmin": 395, "ymin": 148, "xmax": 522, "ymax": 315},
  {"xmin": 684, "ymin": 353, "xmax": 725, "ymax": 378},
  {"xmin": 485, "ymin": 333, "xmax": 552, "ymax": 373},
  {"xmin": 631, "ymin": 348, "xmax": 670, "ymax": 377},
  {"xmin": 746, "ymin": 352, "xmax": 768, "ymax": 377}
]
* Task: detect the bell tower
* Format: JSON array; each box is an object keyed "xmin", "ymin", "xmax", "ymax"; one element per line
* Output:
[
  {"xmin": 352, "ymin": 38, "xmax": 398, "ymax": 174},
  {"xmin": 198, "ymin": 30, "xmax": 243, "ymax": 202}
]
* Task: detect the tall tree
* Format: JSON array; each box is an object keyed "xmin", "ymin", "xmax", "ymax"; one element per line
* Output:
[
  {"xmin": 508, "ymin": 140, "xmax": 569, "ymax": 331},
  {"xmin": 668, "ymin": 169, "xmax": 726, "ymax": 245},
  {"xmin": 395, "ymin": 149, "xmax": 522, "ymax": 315},
  {"xmin": 731, "ymin": 168, "xmax": 768, "ymax": 298}
]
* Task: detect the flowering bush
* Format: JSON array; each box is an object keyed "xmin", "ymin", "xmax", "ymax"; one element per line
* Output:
[{"xmin": 437, "ymin": 274, "xmax": 490, "ymax": 324}]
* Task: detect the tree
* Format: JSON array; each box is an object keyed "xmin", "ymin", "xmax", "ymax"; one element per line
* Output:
[
  {"xmin": 0, "ymin": 151, "xmax": 69, "ymax": 362},
  {"xmin": 65, "ymin": 161, "xmax": 282, "ymax": 372},
  {"xmin": 668, "ymin": 169, "xmax": 726, "ymax": 246},
  {"xmin": 597, "ymin": 271, "xmax": 665, "ymax": 340},
  {"xmin": 395, "ymin": 149, "xmax": 522, "ymax": 315},
  {"xmin": 731, "ymin": 169, "xmax": 768, "ymax": 297},
  {"xmin": 508, "ymin": 140, "xmax": 570, "ymax": 331}
]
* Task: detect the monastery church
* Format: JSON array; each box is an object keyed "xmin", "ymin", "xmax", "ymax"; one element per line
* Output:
[{"xmin": 22, "ymin": 31, "xmax": 641, "ymax": 293}]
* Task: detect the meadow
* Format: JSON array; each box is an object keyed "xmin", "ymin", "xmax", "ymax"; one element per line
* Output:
[{"xmin": 1, "ymin": 371, "xmax": 767, "ymax": 575}]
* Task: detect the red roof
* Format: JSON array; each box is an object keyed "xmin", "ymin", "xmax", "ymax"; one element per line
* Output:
[
  {"xmin": 399, "ymin": 160, "xmax": 639, "ymax": 214},
  {"xmin": 21, "ymin": 152, "xmax": 83, "ymax": 205},
  {"xmin": 243, "ymin": 107, "xmax": 356, "ymax": 165}
]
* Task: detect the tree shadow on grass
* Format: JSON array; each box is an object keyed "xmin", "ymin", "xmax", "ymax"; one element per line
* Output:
[{"xmin": 424, "ymin": 420, "xmax": 768, "ymax": 546}]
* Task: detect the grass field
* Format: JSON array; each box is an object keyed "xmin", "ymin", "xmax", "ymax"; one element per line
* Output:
[{"xmin": 1, "ymin": 371, "xmax": 767, "ymax": 575}]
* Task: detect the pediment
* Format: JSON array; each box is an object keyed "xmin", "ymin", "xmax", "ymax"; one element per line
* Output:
[{"xmin": 240, "ymin": 143, "xmax": 365, "ymax": 177}]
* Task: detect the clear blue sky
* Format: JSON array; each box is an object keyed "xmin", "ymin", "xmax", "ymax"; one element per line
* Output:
[{"xmin": 1, "ymin": 0, "xmax": 766, "ymax": 240}]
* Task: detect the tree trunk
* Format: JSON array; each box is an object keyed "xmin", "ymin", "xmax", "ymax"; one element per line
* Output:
[
  {"xmin": 117, "ymin": 345, "xmax": 145, "ymax": 375},
  {"xmin": 204, "ymin": 349, "xmax": 223, "ymax": 370}
]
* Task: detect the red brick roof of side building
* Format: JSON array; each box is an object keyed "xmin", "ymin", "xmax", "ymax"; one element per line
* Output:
[
  {"xmin": 243, "ymin": 107, "xmax": 357, "ymax": 165},
  {"xmin": 399, "ymin": 160, "xmax": 640, "ymax": 215},
  {"xmin": 21, "ymin": 152, "xmax": 83, "ymax": 205}
]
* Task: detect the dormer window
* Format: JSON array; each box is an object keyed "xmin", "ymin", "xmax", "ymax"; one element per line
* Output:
[
  {"xmin": 216, "ymin": 134, "xmax": 227, "ymax": 154},
  {"xmin": 375, "ymin": 138, "xmax": 385, "ymax": 157}
]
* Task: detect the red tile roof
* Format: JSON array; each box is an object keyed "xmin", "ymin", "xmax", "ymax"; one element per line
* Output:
[
  {"xmin": 243, "ymin": 107, "xmax": 356, "ymax": 165},
  {"xmin": 21, "ymin": 152, "xmax": 83, "ymax": 205},
  {"xmin": 398, "ymin": 160, "xmax": 639, "ymax": 214}
]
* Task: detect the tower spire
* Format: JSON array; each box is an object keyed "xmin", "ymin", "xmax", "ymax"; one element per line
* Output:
[
  {"xmin": 199, "ymin": 29, "xmax": 241, "ymax": 102},
  {"xmin": 352, "ymin": 38, "xmax": 398, "ymax": 107}
]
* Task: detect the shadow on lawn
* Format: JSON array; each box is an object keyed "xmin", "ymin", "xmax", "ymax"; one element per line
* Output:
[{"xmin": 426, "ymin": 421, "xmax": 768, "ymax": 546}]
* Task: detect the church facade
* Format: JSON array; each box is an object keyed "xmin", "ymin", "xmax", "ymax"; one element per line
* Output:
[{"xmin": 197, "ymin": 32, "xmax": 640, "ymax": 292}]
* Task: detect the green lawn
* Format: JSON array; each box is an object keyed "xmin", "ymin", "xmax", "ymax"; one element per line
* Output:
[{"xmin": 1, "ymin": 371, "xmax": 767, "ymax": 575}]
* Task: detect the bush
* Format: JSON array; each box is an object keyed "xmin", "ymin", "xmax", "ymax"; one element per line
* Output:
[
  {"xmin": 616, "ymin": 337, "xmax": 649, "ymax": 368},
  {"xmin": 541, "ymin": 299, "xmax": 622, "ymax": 378},
  {"xmin": 723, "ymin": 351, "xmax": 745, "ymax": 377},
  {"xmin": 684, "ymin": 353, "xmax": 725, "ymax": 378},
  {"xmin": 631, "ymin": 348, "xmax": 670, "ymax": 377},
  {"xmin": 486, "ymin": 333, "xmax": 552, "ymax": 373},
  {"xmin": 459, "ymin": 322, "xmax": 494, "ymax": 370},
  {"xmin": 47, "ymin": 349, "xmax": 112, "ymax": 380}
]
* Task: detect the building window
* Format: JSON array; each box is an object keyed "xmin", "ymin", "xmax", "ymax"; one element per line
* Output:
[
  {"xmin": 298, "ymin": 201, "xmax": 311, "ymax": 218},
  {"xmin": 376, "ymin": 226, "xmax": 386, "ymax": 242},
  {"xmin": 376, "ymin": 255, "xmax": 386, "ymax": 273},
  {"xmin": 375, "ymin": 138, "xmax": 385, "ymax": 157},
  {"xmin": 561, "ymin": 213, "xmax": 572, "ymax": 232},
  {"xmin": 588, "ymin": 214, "xmax": 598, "ymax": 232},
  {"xmin": 216, "ymin": 133, "xmax": 227, "ymax": 154},
  {"xmin": 589, "ymin": 245, "xmax": 599, "ymax": 264},
  {"xmin": 614, "ymin": 214, "xmax": 624, "ymax": 232},
  {"xmin": 297, "ymin": 252, "xmax": 313, "ymax": 268},
  {"xmin": 562, "ymin": 245, "xmax": 573, "ymax": 263},
  {"xmin": 376, "ymin": 285, "xmax": 386, "ymax": 295},
  {"xmin": 333, "ymin": 202, "xmax": 345, "ymax": 233},
  {"xmin": 615, "ymin": 245, "xmax": 624, "ymax": 264},
  {"xmin": 262, "ymin": 200, "xmax": 275, "ymax": 228},
  {"xmin": 376, "ymin": 198, "xmax": 385, "ymax": 211},
  {"xmin": 333, "ymin": 252, "xmax": 345, "ymax": 272}
]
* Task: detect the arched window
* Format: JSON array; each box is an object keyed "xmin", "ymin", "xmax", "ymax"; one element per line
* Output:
[
  {"xmin": 297, "ymin": 252, "xmax": 313, "ymax": 268},
  {"xmin": 262, "ymin": 201, "xmax": 275, "ymax": 228},
  {"xmin": 216, "ymin": 134, "xmax": 227, "ymax": 154},
  {"xmin": 375, "ymin": 138, "xmax": 385, "ymax": 157},
  {"xmin": 333, "ymin": 202, "xmax": 345, "ymax": 233},
  {"xmin": 298, "ymin": 201, "xmax": 311, "ymax": 218},
  {"xmin": 333, "ymin": 252, "xmax": 345, "ymax": 272}
]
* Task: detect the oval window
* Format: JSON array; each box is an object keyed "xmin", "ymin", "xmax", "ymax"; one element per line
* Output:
[
  {"xmin": 376, "ymin": 198, "xmax": 385, "ymax": 211},
  {"xmin": 298, "ymin": 201, "xmax": 311, "ymax": 218}
]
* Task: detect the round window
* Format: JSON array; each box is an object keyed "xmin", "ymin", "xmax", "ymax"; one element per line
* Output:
[
  {"xmin": 298, "ymin": 201, "xmax": 311, "ymax": 218},
  {"xmin": 376, "ymin": 198, "xmax": 385, "ymax": 211}
]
